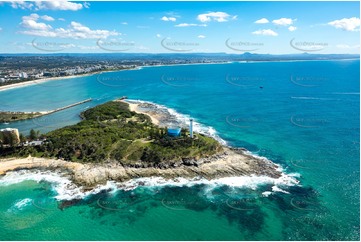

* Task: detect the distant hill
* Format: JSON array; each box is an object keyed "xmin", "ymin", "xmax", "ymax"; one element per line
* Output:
[{"xmin": 0, "ymin": 52, "xmax": 359, "ymax": 61}]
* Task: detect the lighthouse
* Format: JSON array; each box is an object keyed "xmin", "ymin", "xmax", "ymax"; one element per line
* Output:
[{"xmin": 189, "ymin": 119, "xmax": 193, "ymax": 138}]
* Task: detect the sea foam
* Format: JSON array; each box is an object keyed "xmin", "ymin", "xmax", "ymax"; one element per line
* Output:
[{"xmin": 0, "ymin": 169, "xmax": 299, "ymax": 201}]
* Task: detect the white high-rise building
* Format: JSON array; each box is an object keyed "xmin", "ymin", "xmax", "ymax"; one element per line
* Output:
[
  {"xmin": 19, "ymin": 72, "xmax": 28, "ymax": 79},
  {"xmin": 0, "ymin": 128, "xmax": 20, "ymax": 144}
]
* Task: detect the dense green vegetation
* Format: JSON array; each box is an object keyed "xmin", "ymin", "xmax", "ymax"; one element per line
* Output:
[
  {"xmin": 0, "ymin": 111, "xmax": 42, "ymax": 122},
  {"xmin": 2, "ymin": 101, "xmax": 222, "ymax": 167}
]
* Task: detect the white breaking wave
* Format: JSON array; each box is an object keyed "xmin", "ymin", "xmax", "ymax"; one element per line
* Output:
[
  {"xmin": 13, "ymin": 198, "xmax": 32, "ymax": 211},
  {"xmin": 118, "ymin": 173, "xmax": 299, "ymax": 201},
  {"xmin": 120, "ymin": 173, "xmax": 299, "ymax": 191},
  {"xmin": 262, "ymin": 191, "xmax": 272, "ymax": 197},
  {"xmin": 7, "ymin": 198, "xmax": 32, "ymax": 213},
  {"xmin": 272, "ymin": 185, "xmax": 290, "ymax": 194},
  {"xmin": 0, "ymin": 169, "xmax": 71, "ymax": 187},
  {"xmin": 0, "ymin": 168, "xmax": 299, "ymax": 201},
  {"xmin": 0, "ymin": 170, "xmax": 118, "ymax": 201}
]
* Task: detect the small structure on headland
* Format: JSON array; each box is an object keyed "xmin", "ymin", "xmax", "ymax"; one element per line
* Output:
[
  {"xmin": 167, "ymin": 127, "xmax": 181, "ymax": 137},
  {"xmin": 0, "ymin": 128, "xmax": 20, "ymax": 145},
  {"xmin": 189, "ymin": 118, "xmax": 194, "ymax": 138}
]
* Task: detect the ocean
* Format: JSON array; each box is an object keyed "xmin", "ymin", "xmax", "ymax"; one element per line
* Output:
[{"xmin": 0, "ymin": 60, "xmax": 359, "ymax": 240}]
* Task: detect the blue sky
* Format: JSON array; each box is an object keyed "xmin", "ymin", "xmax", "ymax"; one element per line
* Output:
[{"xmin": 0, "ymin": 1, "xmax": 359, "ymax": 54}]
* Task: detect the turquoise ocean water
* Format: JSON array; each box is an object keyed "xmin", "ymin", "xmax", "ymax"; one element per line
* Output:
[{"xmin": 0, "ymin": 60, "xmax": 359, "ymax": 240}]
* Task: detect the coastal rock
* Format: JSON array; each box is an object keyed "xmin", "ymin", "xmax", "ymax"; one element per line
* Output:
[
  {"xmin": 182, "ymin": 158, "xmax": 198, "ymax": 166},
  {"xmin": 0, "ymin": 147, "xmax": 283, "ymax": 189}
]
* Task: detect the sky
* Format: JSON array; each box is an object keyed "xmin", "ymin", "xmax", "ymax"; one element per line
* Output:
[{"xmin": 0, "ymin": 0, "xmax": 359, "ymax": 54}]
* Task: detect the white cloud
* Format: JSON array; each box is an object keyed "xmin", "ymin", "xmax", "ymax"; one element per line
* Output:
[
  {"xmin": 252, "ymin": 29, "xmax": 278, "ymax": 36},
  {"xmin": 328, "ymin": 17, "xmax": 360, "ymax": 32},
  {"xmin": 255, "ymin": 18, "xmax": 269, "ymax": 24},
  {"xmin": 7, "ymin": 1, "xmax": 85, "ymax": 11},
  {"xmin": 156, "ymin": 34, "xmax": 162, "ymax": 38},
  {"xmin": 197, "ymin": 35, "xmax": 206, "ymax": 39},
  {"xmin": 35, "ymin": 1, "xmax": 84, "ymax": 11},
  {"xmin": 121, "ymin": 22, "xmax": 128, "ymax": 25},
  {"xmin": 161, "ymin": 16, "xmax": 176, "ymax": 22},
  {"xmin": 31, "ymin": 42, "xmax": 76, "ymax": 49},
  {"xmin": 19, "ymin": 14, "xmax": 120, "ymax": 39},
  {"xmin": 272, "ymin": 18, "xmax": 294, "ymax": 26},
  {"xmin": 41, "ymin": 15, "xmax": 55, "ymax": 21},
  {"xmin": 175, "ymin": 23, "xmax": 207, "ymax": 27},
  {"xmin": 58, "ymin": 18, "xmax": 65, "ymax": 21},
  {"xmin": 164, "ymin": 11, "xmax": 181, "ymax": 18},
  {"xmin": 83, "ymin": 2, "xmax": 90, "ymax": 9},
  {"xmin": 20, "ymin": 14, "xmax": 52, "ymax": 31},
  {"xmin": 197, "ymin": 12, "xmax": 234, "ymax": 22},
  {"xmin": 6, "ymin": 1, "xmax": 33, "ymax": 10},
  {"xmin": 288, "ymin": 26, "xmax": 297, "ymax": 32}
]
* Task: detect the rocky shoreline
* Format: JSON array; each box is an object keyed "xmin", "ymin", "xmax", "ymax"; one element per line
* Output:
[
  {"xmin": 0, "ymin": 147, "xmax": 282, "ymax": 189},
  {"xmin": 0, "ymin": 99, "xmax": 287, "ymax": 191},
  {"xmin": 125, "ymin": 100, "xmax": 188, "ymax": 128}
]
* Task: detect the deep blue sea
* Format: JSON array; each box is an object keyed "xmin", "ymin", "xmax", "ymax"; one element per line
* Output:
[{"xmin": 0, "ymin": 60, "xmax": 359, "ymax": 240}]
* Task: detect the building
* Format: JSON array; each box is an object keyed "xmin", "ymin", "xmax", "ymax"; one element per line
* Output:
[
  {"xmin": 189, "ymin": 119, "xmax": 194, "ymax": 138},
  {"xmin": 19, "ymin": 72, "xmax": 28, "ymax": 79},
  {"xmin": 167, "ymin": 127, "xmax": 181, "ymax": 137},
  {"xmin": 0, "ymin": 128, "xmax": 20, "ymax": 145},
  {"xmin": 24, "ymin": 140, "xmax": 43, "ymax": 147}
]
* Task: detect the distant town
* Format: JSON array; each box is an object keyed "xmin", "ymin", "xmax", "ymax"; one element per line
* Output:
[
  {"xmin": 0, "ymin": 53, "xmax": 358, "ymax": 87},
  {"xmin": 0, "ymin": 55, "xmax": 138, "ymax": 85},
  {"xmin": 0, "ymin": 54, "xmax": 229, "ymax": 86}
]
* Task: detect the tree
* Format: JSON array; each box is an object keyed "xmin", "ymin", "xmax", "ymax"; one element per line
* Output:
[
  {"xmin": 19, "ymin": 133, "xmax": 26, "ymax": 143},
  {"xmin": 29, "ymin": 129, "xmax": 38, "ymax": 140},
  {"xmin": 0, "ymin": 132, "xmax": 3, "ymax": 147},
  {"xmin": 141, "ymin": 147, "xmax": 161, "ymax": 163}
]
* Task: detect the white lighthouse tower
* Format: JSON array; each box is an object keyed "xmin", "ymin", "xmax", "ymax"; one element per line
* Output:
[{"xmin": 189, "ymin": 119, "xmax": 194, "ymax": 138}]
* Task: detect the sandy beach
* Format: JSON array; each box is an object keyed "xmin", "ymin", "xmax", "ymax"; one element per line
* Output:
[
  {"xmin": 0, "ymin": 156, "xmax": 83, "ymax": 176},
  {"xmin": 117, "ymin": 99, "xmax": 186, "ymax": 128},
  {"xmin": 117, "ymin": 100, "xmax": 161, "ymax": 125},
  {"xmin": 0, "ymin": 74, "xmax": 93, "ymax": 92},
  {"xmin": 0, "ymin": 68, "xmax": 134, "ymax": 92}
]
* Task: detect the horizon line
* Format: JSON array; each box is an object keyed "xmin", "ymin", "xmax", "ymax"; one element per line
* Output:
[{"xmin": 0, "ymin": 52, "xmax": 360, "ymax": 56}]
